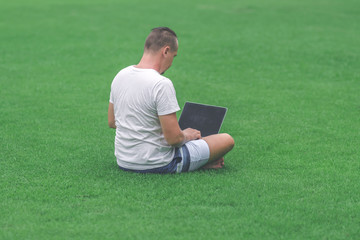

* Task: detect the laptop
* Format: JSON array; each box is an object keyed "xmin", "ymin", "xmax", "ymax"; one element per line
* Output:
[{"xmin": 178, "ymin": 102, "xmax": 227, "ymax": 137}]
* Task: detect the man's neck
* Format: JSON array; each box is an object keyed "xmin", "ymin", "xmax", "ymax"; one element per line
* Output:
[{"xmin": 135, "ymin": 52, "xmax": 161, "ymax": 73}]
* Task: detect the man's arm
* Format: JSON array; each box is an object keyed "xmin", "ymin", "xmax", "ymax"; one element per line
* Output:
[
  {"xmin": 159, "ymin": 113, "xmax": 201, "ymax": 147},
  {"xmin": 108, "ymin": 102, "xmax": 116, "ymax": 128}
]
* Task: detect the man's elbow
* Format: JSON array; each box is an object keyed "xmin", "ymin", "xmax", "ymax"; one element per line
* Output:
[
  {"xmin": 166, "ymin": 134, "xmax": 184, "ymax": 147},
  {"xmin": 108, "ymin": 121, "xmax": 116, "ymax": 129}
]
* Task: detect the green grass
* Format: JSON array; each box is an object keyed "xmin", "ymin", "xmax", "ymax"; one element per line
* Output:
[{"xmin": 1, "ymin": 0, "xmax": 359, "ymax": 239}]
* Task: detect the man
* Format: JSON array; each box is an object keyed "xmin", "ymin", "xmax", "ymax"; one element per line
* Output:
[{"xmin": 108, "ymin": 27, "xmax": 234, "ymax": 173}]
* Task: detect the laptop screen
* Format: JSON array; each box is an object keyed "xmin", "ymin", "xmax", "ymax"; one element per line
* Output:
[{"xmin": 178, "ymin": 102, "xmax": 227, "ymax": 137}]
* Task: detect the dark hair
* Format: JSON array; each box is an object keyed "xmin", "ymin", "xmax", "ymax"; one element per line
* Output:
[{"xmin": 144, "ymin": 27, "xmax": 178, "ymax": 52}]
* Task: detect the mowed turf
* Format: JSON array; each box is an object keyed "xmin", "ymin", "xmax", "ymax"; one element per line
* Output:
[{"xmin": 1, "ymin": 0, "xmax": 359, "ymax": 239}]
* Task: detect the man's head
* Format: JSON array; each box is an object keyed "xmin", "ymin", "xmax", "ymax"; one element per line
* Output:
[
  {"xmin": 144, "ymin": 27, "xmax": 178, "ymax": 53},
  {"xmin": 143, "ymin": 27, "xmax": 178, "ymax": 74}
]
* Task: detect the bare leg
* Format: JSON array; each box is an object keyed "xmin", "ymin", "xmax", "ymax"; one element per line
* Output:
[{"xmin": 201, "ymin": 133, "xmax": 234, "ymax": 169}]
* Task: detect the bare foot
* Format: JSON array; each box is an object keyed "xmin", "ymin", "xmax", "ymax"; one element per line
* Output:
[{"xmin": 201, "ymin": 157, "xmax": 224, "ymax": 170}]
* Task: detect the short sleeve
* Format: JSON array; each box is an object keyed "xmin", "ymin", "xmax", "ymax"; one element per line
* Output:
[
  {"xmin": 154, "ymin": 78, "xmax": 180, "ymax": 115},
  {"xmin": 109, "ymin": 88, "xmax": 114, "ymax": 103}
]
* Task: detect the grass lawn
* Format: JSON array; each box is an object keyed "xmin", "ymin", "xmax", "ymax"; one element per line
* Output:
[{"xmin": 1, "ymin": 0, "xmax": 359, "ymax": 239}]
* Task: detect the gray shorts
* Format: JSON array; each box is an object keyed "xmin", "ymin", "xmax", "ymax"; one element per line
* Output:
[
  {"xmin": 176, "ymin": 139, "xmax": 210, "ymax": 173},
  {"xmin": 118, "ymin": 139, "xmax": 210, "ymax": 174}
]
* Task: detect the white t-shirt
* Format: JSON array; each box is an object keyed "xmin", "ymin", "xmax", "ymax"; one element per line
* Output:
[{"xmin": 109, "ymin": 66, "xmax": 180, "ymax": 170}]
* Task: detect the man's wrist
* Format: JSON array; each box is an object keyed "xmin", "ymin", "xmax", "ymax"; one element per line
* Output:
[{"xmin": 179, "ymin": 132, "xmax": 187, "ymax": 146}]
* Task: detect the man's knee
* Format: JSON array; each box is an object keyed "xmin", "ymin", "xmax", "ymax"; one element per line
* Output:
[{"xmin": 220, "ymin": 133, "xmax": 235, "ymax": 150}]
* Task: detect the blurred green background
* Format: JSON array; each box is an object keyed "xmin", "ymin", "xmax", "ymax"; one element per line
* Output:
[{"xmin": 1, "ymin": 0, "xmax": 359, "ymax": 239}]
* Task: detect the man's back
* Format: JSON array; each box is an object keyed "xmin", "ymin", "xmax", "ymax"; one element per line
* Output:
[{"xmin": 110, "ymin": 66, "xmax": 180, "ymax": 170}]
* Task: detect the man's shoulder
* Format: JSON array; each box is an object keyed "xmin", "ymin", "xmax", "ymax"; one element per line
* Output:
[
  {"xmin": 161, "ymin": 77, "xmax": 175, "ymax": 86},
  {"xmin": 117, "ymin": 65, "xmax": 134, "ymax": 75},
  {"xmin": 152, "ymin": 76, "xmax": 176, "ymax": 96},
  {"xmin": 112, "ymin": 66, "xmax": 132, "ymax": 81},
  {"xmin": 117, "ymin": 66, "xmax": 160, "ymax": 77},
  {"xmin": 113, "ymin": 66, "xmax": 173, "ymax": 86}
]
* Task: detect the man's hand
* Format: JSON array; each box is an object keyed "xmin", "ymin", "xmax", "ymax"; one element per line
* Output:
[{"xmin": 182, "ymin": 128, "xmax": 201, "ymax": 142}]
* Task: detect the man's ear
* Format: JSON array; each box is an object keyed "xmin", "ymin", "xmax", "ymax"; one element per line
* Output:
[{"xmin": 163, "ymin": 46, "xmax": 170, "ymax": 55}]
